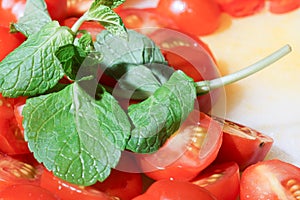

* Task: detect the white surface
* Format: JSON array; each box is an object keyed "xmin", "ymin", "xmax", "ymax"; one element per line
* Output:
[{"xmin": 201, "ymin": 9, "xmax": 300, "ymax": 167}]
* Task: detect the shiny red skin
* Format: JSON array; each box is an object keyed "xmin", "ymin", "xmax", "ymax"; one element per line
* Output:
[{"xmin": 269, "ymin": 0, "xmax": 300, "ymax": 14}]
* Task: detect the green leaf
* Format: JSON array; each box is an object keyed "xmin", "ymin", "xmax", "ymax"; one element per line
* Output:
[
  {"xmin": 95, "ymin": 30, "xmax": 171, "ymax": 95},
  {"xmin": 126, "ymin": 70, "xmax": 197, "ymax": 153},
  {"xmin": 84, "ymin": 4, "xmax": 127, "ymax": 38},
  {"xmin": 11, "ymin": 0, "xmax": 52, "ymax": 37},
  {"xmin": 55, "ymin": 44, "xmax": 87, "ymax": 80},
  {"xmin": 23, "ymin": 82, "xmax": 131, "ymax": 186},
  {"xmin": 92, "ymin": 0, "xmax": 125, "ymax": 9},
  {"xmin": 0, "ymin": 21, "xmax": 74, "ymax": 97}
]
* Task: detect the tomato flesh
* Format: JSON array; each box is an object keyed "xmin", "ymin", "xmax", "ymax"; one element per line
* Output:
[
  {"xmin": 240, "ymin": 159, "xmax": 300, "ymax": 200},
  {"xmin": 138, "ymin": 111, "xmax": 223, "ymax": 181},
  {"xmin": 191, "ymin": 162, "xmax": 240, "ymax": 200},
  {"xmin": 133, "ymin": 179, "xmax": 217, "ymax": 200},
  {"xmin": 269, "ymin": 0, "xmax": 300, "ymax": 14}
]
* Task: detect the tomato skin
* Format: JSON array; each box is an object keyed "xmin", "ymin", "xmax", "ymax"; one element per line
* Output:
[
  {"xmin": 133, "ymin": 179, "xmax": 217, "ymax": 200},
  {"xmin": 92, "ymin": 169, "xmax": 143, "ymax": 200},
  {"xmin": 40, "ymin": 169, "xmax": 113, "ymax": 200},
  {"xmin": 268, "ymin": 0, "xmax": 300, "ymax": 14},
  {"xmin": 191, "ymin": 162, "xmax": 240, "ymax": 200},
  {"xmin": 0, "ymin": 26, "xmax": 25, "ymax": 61},
  {"xmin": 213, "ymin": 118, "xmax": 274, "ymax": 170},
  {"xmin": 156, "ymin": 0, "xmax": 222, "ymax": 36},
  {"xmin": 215, "ymin": 0, "xmax": 265, "ymax": 17},
  {"xmin": 0, "ymin": 155, "xmax": 43, "ymax": 191},
  {"xmin": 138, "ymin": 111, "xmax": 223, "ymax": 181},
  {"xmin": 240, "ymin": 159, "xmax": 300, "ymax": 200},
  {"xmin": 0, "ymin": 184, "xmax": 60, "ymax": 200}
]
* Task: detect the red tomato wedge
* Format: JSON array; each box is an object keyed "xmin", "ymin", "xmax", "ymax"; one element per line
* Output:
[
  {"xmin": 0, "ymin": 155, "xmax": 43, "ymax": 191},
  {"xmin": 268, "ymin": 0, "xmax": 300, "ymax": 14},
  {"xmin": 0, "ymin": 184, "xmax": 60, "ymax": 200},
  {"xmin": 40, "ymin": 169, "xmax": 113, "ymax": 200},
  {"xmin": 156, "ymin": 0, "xmax": 222, "ymax": 35},
  {"xmin": 133, "ymin": 179, "xmax": 217, "ymax": 200},
  {"xmin": 213, "ymin": 117, "xmax": 274, "ymax": 170},
  {"xmin": 137, "ymin": 111, "xmax": 223, "ymax": 181},
  {"xmin": 191, "ymin": 162, "xmax": 240, "ymax": 200},
  {"xmin": 92, "ymin": 169, "xmax": 143, "ymax": 200},
  {"xmin": 240, "ymin": 159, "xmax": 300, "ymax": 200},
  {"xmin": 215, "ymin": 0, "xmax": 265, "ymax": 17}
]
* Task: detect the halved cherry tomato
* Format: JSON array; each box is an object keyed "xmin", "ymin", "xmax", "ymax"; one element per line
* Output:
[
  {"xmin": 149, "ymin": 28, "xmax": 221, "ymax": 113},
  {"xmin": 117, "ymin": 8, "xmax": 179, "ymax": 35},
  {"xmin": 213, "ymin": 117, "xmax": 274, "ymax": 170},
  {"xmin": 0, "ymin": 155, "xmax": 43, "ymax": 191},
  {"xmin": 268, "ymin": 0, "xmax": 300, "ymax": 14},
  {"xmin": 0, "ymin": 94, "xmax": 28, "ymax": 155},
  {"xmin": 0, "ymin": 26, "xmax": 25, "ymax": 61},
  {"xmin": 156, "ymin": 0, "xmax": 222, "ymax": 36},
  {"xmin": 0, "ymin": 0, "xmax": 67, "ymax": 27},
  {"xmin": 137, "ymin": 111, "xmax": 223, "ymax": 181},
  {"xmin": 92, "ymin": 169, "xmax": 143, "ymax": 200},
  {"xmin": 215, "ymin": 0, "xmax": 265, "ymax": 17},
  {"xmin": 133, "ymin": 179, "xmax": 217, "ymax": 200},
  {"xmin": 240, "ymin": 159, "xmax": 300, "ymax": 200},
  {"xmin": 0, "ymin": 184, "xmax": 60, "ymax": 200},
  {"xmin": 40, "ymin": 169, "xmax": 113, "ymax": 200},
  {"xmin": 191, "ymin": 162, "xmax": 240, "ymax": 200}
]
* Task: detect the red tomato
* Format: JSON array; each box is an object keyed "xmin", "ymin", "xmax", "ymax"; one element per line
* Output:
[
  {"xmin": 0, "ymin": 0, "xmax": 67, "ymax": 27},
  {"xmin": 149, "ymin": 28, "xmax": 221, "ymax": 113},
  {"xmin": 0, "ymin": 26, "xmax": 25, "ymax": 61},
  {"xmin": 137, "ymin": 111, "xmax": 223, "ymax": 181},
  {"xmin": 215, "ymin": 0, "xmax": 265, "ymax": 17},
  {"xmin": 240, "ymin": 159, "xmax": 300, "ymax": 200},
  {"xmin": 0, "ymin": 155, "xmax": 43, "ymax": 191},
  {"xmin": 156, "ymin": 0, "xmax": 222, "ymax": 36},
  {"xmin": 92, "ymin": 169, "xmax": 143, "ymax": 200},
  {"xmin": 191, "ymin": 162, "xmax": 240, "ymax": 200},
  {"xmin": 117, "ymin": 8, "xmax": 179, "ymax": 35},
  {"xmin": 213, "ymin": 118, "xmax": 274, "ymax": 170},
  {"xmin": 133, "ymin": 179, "xmax": 217, "ymax": 200},
  {"xmin": 40, "ymin": 169, "xmax": 113, "ymax": 200},
  {"xmin": 0, "ymin": 184, "xmax": 60, "ymax": 200},
  {"xmin": 0, "ymin": 94, "xmax": 28, "ymax": 155},
  {"xmin": 268, "ymin": 0, "xmax": 300, "ymax": 14}
]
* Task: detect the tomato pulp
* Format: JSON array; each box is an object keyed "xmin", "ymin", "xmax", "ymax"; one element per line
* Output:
[{"xmin": 137, "ymin": 111, "xmax": 223, "ymax": 181}]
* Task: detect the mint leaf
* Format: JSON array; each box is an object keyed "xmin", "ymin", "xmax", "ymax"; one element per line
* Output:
[
  {"xmin": 84, "ymin": 3, "xmax": 126, "ymax": 37},
  {"xmin": 93, "ymin": 0, "xmax": 125, "ymax": 9},
  {"xmin": 95, "ymin": 30, "xmax": 171, "ymax": 95},
  {"xmin": 23, "ymin": 82, "xmax": 131, "ymax": 185},
  {"xmin": 0, "ymin": 21, "xmax": 74, "ymax": 97},
  {"xmin": 126, "ymin": 70, "xmax": 197, "ymax": 153},
  {"xmin": 11, "ymin": 0, "xmax": 52, "ymax": 37}
]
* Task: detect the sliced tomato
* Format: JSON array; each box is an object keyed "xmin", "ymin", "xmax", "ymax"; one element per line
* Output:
[
  {"xmin": 156, "ymin": 0, "xmax": 222, "ymax": 36},
  {"xmin": 0, "ymin": 184, "xmax": 60, "ymax": 200},
  {"xmin": 0, "ymin": 155, "xmax": 43, "ymax": 191},
  {"xmin": 215, "ymin": 0, "xmax": 265, "ymax": 17},
  {"xmin": 0, "ymin": 0, "xmax": 26, "ymax": 27},
  {"xmin": 40, "ymin": 169, "xmax": 113, "ymax": 200},
  {"xmin": 213, "ymin": 117, "xmax": 274, "ymax": 170},
  {"xmin": 133, "ymin": 179, "xmax": 217, "ymax": 200},
  {"xmin": 117, "ymin": 8, "xmax": 179, "ymax": 35},
  {"xmin": 149, "ymin": 28, "xmax": 221, "ymax": 113},
  {"xmin": 240, "ymin": 159, "xmax": 300, "ymax": 200},
  {"xmin": 268, "ymin": 0, "xmax": 300, "ymax": 14},
  {"xmin": 0, "ymin": 26, "xmax": 25, "ymax": 61},
  {"xmin": 92, "ymin": 169, "xmax": 143, "ymax": 200},
  {"xmin": 191, "ymin": 162, "xmax": 240, "ymax": 200},
  {"xmin": 137, "ymin": 111, "xmax": 223, "ymax": 181}
]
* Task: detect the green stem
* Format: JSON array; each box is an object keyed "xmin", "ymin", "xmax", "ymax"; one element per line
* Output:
[
  {"xmin": 71, "ymin": 14, "xmax": 87, "ymax": 33},
  {"xmin": 195, "ymin": 44, "xmax": 292, "ymax": 95}
]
